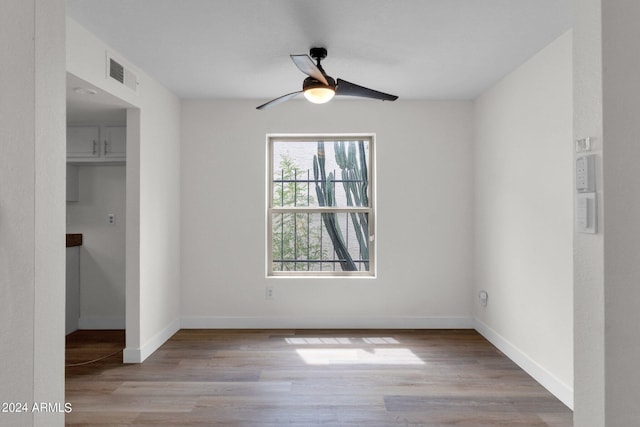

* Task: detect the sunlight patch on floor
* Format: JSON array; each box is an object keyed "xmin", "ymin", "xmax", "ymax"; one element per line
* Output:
[
  {"xmin": 295, "ymin": 348, "xmax": 425, "ymax": 365},
  {"xmin": 285, "ymin": 337, "xmax": 400, "ymax": 345},
  {"xmin": 362, "ymin": 337, "xmax": 399, "ymax": 344}
]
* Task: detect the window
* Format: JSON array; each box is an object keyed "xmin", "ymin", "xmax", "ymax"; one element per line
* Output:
[{"xmin": 268, "ymin": 135, "xmax": 375, "ymax": 276}]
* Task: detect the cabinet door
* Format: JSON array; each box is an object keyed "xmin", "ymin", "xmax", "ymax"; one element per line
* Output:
[
  {"xmin": 67, "ymin": 126, "xmax": 100, "ymax": 158},
  {"xmin": 103, "ymin": 126, "xmax": 126, "ymax": 159}
]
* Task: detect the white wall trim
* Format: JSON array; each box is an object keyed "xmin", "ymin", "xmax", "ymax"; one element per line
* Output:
[
  {"xmin": 181, "ymin": 316, "xmax": 474, "ymax": 329},
  {"xmin": 123, "ymin": 317, "xmax": 180, "ymax": 363},
  {"xmin": 474, "ymin": 318, "xmax": 574, "ymax": 409},
  {"xmin": 78, "ymin": 315, "xmax": 125, "ymax": 330}
]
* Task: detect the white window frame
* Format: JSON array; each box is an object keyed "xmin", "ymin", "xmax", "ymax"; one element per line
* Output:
[{"xmin": 267, "ymin": 134, "xmax": 376, "ymax": 277}]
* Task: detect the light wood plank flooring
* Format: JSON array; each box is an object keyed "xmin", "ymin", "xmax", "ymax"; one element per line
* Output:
[{"xmin": 65, "ymin": 329, "xmax": 573, "ymax": 426}]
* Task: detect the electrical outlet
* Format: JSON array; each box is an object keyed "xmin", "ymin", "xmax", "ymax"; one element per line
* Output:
[
  {"xmin": 265, "ymin": 286, "xmax": 274, "ymax": 300},
  {"xmin": 107, "ymin": 213, "xmax": 116, "ymax": 225},
  {"xmin": 478, "ymin": 290, "xmax": 488, "ymax": 307}
]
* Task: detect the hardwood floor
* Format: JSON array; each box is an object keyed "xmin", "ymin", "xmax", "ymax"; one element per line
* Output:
[{"xmin": 65, "ymin": 329, "xmax": 573, "ymax": 426}]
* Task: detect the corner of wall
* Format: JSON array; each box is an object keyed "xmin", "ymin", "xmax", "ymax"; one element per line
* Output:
[
  {"xmin": 124, "ymin": 318, "xmax": 180, "ymax": 363},
  {"xmin": 474, "ymin": 319, "xmax": 574, "ymax": 409}
]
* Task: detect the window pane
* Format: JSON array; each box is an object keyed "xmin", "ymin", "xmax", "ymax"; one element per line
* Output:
[
  {"xmin": 271, "ymin": 212, "xmax": 370, "ymax": 272},
  {"xmin": 272, "ymin": 140, "xmax": 370, "ymax": 208}
]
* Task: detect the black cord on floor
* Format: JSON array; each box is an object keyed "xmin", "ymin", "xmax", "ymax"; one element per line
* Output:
[{"xmin": 65, "ymin": 349, "xmax": 123, "ymax": 367}]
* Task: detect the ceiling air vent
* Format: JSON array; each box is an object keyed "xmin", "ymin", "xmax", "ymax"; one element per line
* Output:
[
  {"xmin": 106, "ymin": 52, "xmax": 138, "ymax": 92},
  {"xmin": 109, "ymin": 58, "xmax": 124, "ymax": 83}
]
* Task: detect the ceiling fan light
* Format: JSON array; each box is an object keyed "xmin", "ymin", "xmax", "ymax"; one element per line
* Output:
[{"xmin": 303, "ymin": 86, "xmax": 335, "ymax": 104}]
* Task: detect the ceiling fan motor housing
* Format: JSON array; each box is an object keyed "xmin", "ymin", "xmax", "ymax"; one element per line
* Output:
[
  {"xmin": 309, "ymin": 47, "xmax": 328, "ymax": 61},
  {"xmin": 303, "ymin": 75, "xmax": 336, "ymax": 91}
]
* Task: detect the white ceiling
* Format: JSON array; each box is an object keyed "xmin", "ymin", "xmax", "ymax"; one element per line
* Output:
[
  {"xmin": 67, "ymin": 74, "xmax": 129, "ymax": 122},
  {"xmin": 66, "ymin": 0, "xmax": 571, "ymax": 102}
]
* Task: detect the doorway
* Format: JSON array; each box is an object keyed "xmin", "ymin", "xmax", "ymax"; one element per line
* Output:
[{"xmin": 65, "ymin": 73, "xmax": 132, "ymax": 360}]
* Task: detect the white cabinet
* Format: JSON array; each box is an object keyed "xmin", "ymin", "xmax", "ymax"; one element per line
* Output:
[
  {"xmin": 103, "ymin": 125, "xmax": 126, "ymax": 159},
  {"xmin": 67, "ymin": 125, "xmax": 100, "ymax": 158},
  {"xmin": 67, "ymin": 124, "xmax": 126, "ymax": 163}
]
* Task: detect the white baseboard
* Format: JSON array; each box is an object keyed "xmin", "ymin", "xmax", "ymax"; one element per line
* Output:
[
  {"xmin": 78, "ymin": 315, "xmax": 125, "ymax": 330},
  {"xmin": 123, "ymin": 317, "xmax": 180, "ymax": 363},
  {"xmin": 180, "ymin": 316, "xmax": 474, "ymax": 329},
  {"xmin": 474, "ymin": 318, "xmax": 574, "ymax": 410}
]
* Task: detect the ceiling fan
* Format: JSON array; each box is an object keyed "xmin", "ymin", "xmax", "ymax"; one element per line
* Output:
[{"xmin": 256, "ymin": 47, "xmax": 398, "ymax": 110}]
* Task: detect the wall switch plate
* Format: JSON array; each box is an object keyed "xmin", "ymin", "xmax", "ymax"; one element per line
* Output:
[
  {"xmin": 107, "ymin": 213, "xmax": 116, "ymax": 225},
  {"xmin": 576, "ymin": 193, "xmax": 597, "ymax": 234},
  {"xmin": 576, "ymin": 154, "xmax": 595, "ymax": 192}
]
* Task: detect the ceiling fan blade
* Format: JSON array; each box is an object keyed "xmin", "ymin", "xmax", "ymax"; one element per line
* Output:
[
  {"xmin": 336, "ymin": 79, "xmax": 398, "ymax": 101},
  {"xmin": 290, "ymin": 54, "xmax": 329, "ymax": 86},
  {"xmin": 256, "ymin": 91, "xmax": 302, "ymax": 110}
]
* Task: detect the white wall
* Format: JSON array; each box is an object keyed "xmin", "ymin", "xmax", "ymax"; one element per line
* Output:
[
  {"xmin": 180, "ymin": 100, "xmax": 474, "ymax": 328},
  {"xmin": 601, "ymin": 2, "xmax": 640, "ymax": 425},
  {"xmin": 573, "ymin": 0, "xmax": 605, "ymax": 424},
  {"xmin": 67, "ymin": 18, "xmax": 181, "ymax": 362},
  {"xmin": 0, "ymin": 0, "xmax": 66, "ymax": 426},
  {"xmin": 473, "ymin": 31, "xmax": 574, "ymax": 407},
  {"xmin": 573, "ymin": 2, "xmax": 640, "ymax": 424},
  {"xmin": 67, "ymin": 165, "xmax": 126, "ymax": 329}
]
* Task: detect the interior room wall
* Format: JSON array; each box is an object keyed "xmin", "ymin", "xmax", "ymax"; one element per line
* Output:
[
  {"xmin": 572, "ymin": 0, "xmax": 605, "ymax": 423},
  {"xmin": 0, "ymin": 0, "xmax": 66, "ymax": 425},
  {"xmin": 67, "ymin": 18, "xmax": 181, "ymax": 362},
  {"xmin": 600, "ymin": 2, "xmax": 640, "ymax": 424},
  {"xmin": 67, "ymin": 165, "xmax": 126, "ymax": 329},
  {"xmin": 180, "ymin": 100, "xmax": 474, "ymax": 328},
  {"xmin": 573, "ymin": 3, "xmax": 640, "ymax": 424},
  {"xmin": 473, "ymin": 31, "xmax": 574, "ymax": 408}
]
